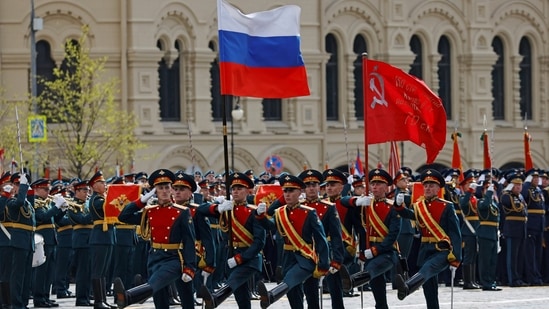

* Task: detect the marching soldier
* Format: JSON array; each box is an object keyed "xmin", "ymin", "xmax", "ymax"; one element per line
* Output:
[
  {"xmin": 88, "ymin": 171, "xmax": 117, "ymax": 309},
  {"xmin": 256, "ymin": 174, "xmax": 330, "ymax": 309},
  {"xmin": 0, "ymin": 172, "xmax": 12, "ymax": 309},
  {"xmin": 31, "ymin": 178, "xmax": 66, "ymax": 307},
  {"xmin": 522, "ymin": 168, "xmax": 545, "ymax": 285},
  {"xmin": 394, "ymin": 169, "xmax": 461, "ymax": 309},
  {"xmin": 6, "ymin": 173, "xmax": 35, "ymax": 309},
  {"xmin": 540, "ymin": 170, "xmax": 549, "ymax": 284},
  {"xmin": 340, "ymin": 168, "xmax": 401, "ymax": 309},
  {"xmin": 114, "ymin": 169, "xmax": 196, "ymax": 309},
  {"xmin": 198, "ymin": 172, "xmax": 266, "ymax": 309},
  {"xmin": 67, "ymin": 180, "xmax": 94, "ymax": 306},
  {"xmin": 476, "ymin": 181, "xmax": 502, "ymax": 290},
  {"xmin": 297, "ymin": 169, "xmax": 343, "ymax": 309},
  {"xmin": 459, "ymin": 170, "xmax": 481, "ymax": 289},
  {"xmin": 500, "ymin": 172, "xmax": 528, "ymax": 287},
  {"xmin": 172, "ymin": 171, "xmax": 215, "ymax": 309}
]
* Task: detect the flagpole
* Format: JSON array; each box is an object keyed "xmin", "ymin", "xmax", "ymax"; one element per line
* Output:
[
  {"xmin": 343, "ymin": 115, "xmax": 351, "ymax": 175},
  {"xmin": 221, "ymin": 95, "xmax": 233, "ymax": 256},
  {"xmin": 361, "ymin": 53, "xmax": 369, "ymax": 189}
]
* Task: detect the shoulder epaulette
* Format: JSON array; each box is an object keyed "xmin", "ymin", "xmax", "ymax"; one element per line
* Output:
[
  {"xmin": 321, "ymin": 198, "xmax": 335, "ymax": 206},
  {"xmin": 299, "ymin": 204, "xmax": 314, "ymax": 212},
  {"xmin": 436, "ymin": 197, "xmax": 452, "ymax": 204},
  {"xmin": 247, "ymin": 204, "xmax": 258, "ymax": 210},
  {"xmin": 189, "ymin": 202, "xmax": 199, "ymax": 208},
  {"xmin": 172, "ymin": 203, "xmax": 188, "ymax": 211},
  {"xmin": 386, "ymin": 198, "xmax": 394, "ymax": 206}
]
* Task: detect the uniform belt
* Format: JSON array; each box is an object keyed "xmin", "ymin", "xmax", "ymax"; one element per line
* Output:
[
  {"xmin": 232, "ymin": 241, "xmax": 249, "ymax": 248},
  {"xmin": 528, "ymin": 209, "xmax": 545, "ymax": 215},
  {"xmin": 455, "ymin": 210, "xmax": 462, "ymax": 214},
  {"xmin": 369, "ymin": 236, "xmax": 385, "ymax": 242},
  {"xmin": 3, "ymin": 222, "xmax": 35, "ymax": 232},
  {"xmin": 326, "ymin": 236, "xmax": 331, "ymax": 241},
  {"xmin": 36, "ymin": 224, "xmax": 55, "ymax": 231},
  {"xmin": 464, "ymin": 216, "xmax": 479, "ymax": 221},
  {"xmin": 479, "ymin": 221, "xmax": 498, "ymax": 227},
  {"xmin": 421, "ymin": 236, "xmax": 438, "ymax": 243},
  {"xmin": 57, "ymin": 225, "xmax": 73, "ymax": 232},
  {"xmin": 93, "ymin": 220, "xmax": 113, "ymax": 226},
  {"xmin": 151, "ymin": 242, "xmax": 182, "ymax": 250},
  {"xmin": 115, "ymin": 225, "xmax": 136, "ymax": 230},
  {"xmin": 506, "ymin": 216, "xmax": 527, "ymax": 222},
  {"xmin": 73, "ymin": 224, "xmax": 93, "ymax": 230},
  {"xmin": 210, "ymin": 224, "xmax": 220, "ymax": 229}
]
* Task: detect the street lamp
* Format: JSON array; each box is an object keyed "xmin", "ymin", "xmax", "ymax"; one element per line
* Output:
[{"xmin": 230, "ymin": 98, "xmax": 244, "ymax": 170}]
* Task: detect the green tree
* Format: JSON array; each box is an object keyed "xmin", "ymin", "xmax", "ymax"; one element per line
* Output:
[
  {"xmin": 0, "ymin": 91, "xmax": 29, "ymax": 174},
  {"xmin": 37, "ymin": 26, "xmax": 143, "ymax": 179}
]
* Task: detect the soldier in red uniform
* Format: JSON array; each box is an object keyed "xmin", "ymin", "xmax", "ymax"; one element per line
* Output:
[
  {"xmin": 255, "ymin": 174, "xmax": 330, "ymax": 309},
  {"xmin": 198, "ymin": 172, "xmax": 266, "ymax": 309},
  {"xmin": 340, "ymin": 168, "xmax": 401, "ymax": 309},
  {"xmin": 172, "ymin": 171, "xmax": 215, "ymax": 309},
  {"xmin": 114, "ymin": 169, "xmax": 197, "ymax": 309},
  {"xmin": 394, "ymin": 169, "xmax": 462, "ymax": 309}
]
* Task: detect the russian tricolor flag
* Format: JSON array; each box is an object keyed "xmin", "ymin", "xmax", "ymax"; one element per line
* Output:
[{"xmin": 217, "ymin": 0, "xmax": 310, "ymax": 98}]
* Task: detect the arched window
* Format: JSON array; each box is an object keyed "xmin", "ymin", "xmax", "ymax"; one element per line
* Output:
[
  {"xmin": 157, "ymin": 40, "xmax": 181, "ymax": 122},
  {"xmin": 209, "ymin": 41, "xmax": 222, "ymax": 121},
  {"xmin": 491, "ymin": 36, "xmax": 505, "ymax": 120},
  {"xmin": 353, "ymin": 35, "xmax": 367, "ymax": 120},
  {"xmin": 519, "ymin": 37, "xmax": 532, "ymax": 120},
  {"xmin": 325, "ymin": 34, "xmax": 339, "ymax": 120},
  {"xmin": 262, "ymin": 98, "xmax": 282, "ymax": 120},
  {"xmin": 437, "ymin": 36, "xmax": 452, "ymax": 119},
  {"xmin": 409, "ymin": 35, "xmax": 423, "ymax": 79},
  {"xmin": 36, "ymin": 40, "xmax": 56, "ymax": 98}
]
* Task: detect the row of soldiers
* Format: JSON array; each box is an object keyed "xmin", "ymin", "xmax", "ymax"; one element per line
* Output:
[{"xmin": 0, "ymin": 163, "xmax": 547, "ymax": 309}]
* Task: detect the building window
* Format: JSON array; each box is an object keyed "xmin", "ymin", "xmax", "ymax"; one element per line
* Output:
[
  {"xmin": 36, "ymin": 40, "xmax": 56, "ymax": 98},
  {"xmin": 437, "ymin": 36, "xmax": 452, "ymax": 119},
  {"xmin": 209, "ymin": 41, "xmax": 222, "ymax": 121},
  {"xmin": 409, "ymin": 35, "xmax": 423, "ymax": 79},
  {"xmin": 519, "ymin": 37, "xmax": 532, "ymax": 120},
  {"xmin": 325, "ymin": 34, "xmax": 339, "ymax": 121},
  {"xmin": 157, "ymin": 40, "xmax": 181, "ymax": 122},
  {"xmin": 353, "ymin": 35, "xmax": 367, "ymax": 120},
  {"xmin": 491, "ymin": 36, "xmax": 505, "ymax": 120},
  {"xmin": 262, "ymin": 98, "xmax": 282, "ymax": 120}
]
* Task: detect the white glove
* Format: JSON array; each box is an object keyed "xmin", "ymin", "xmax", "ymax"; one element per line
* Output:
[
  {"xmin": 227, "ymin": 257, "xmax": 237, "ymax": 269},
  {"xmin": 202, "ymin": 271, "xmax": 210, "ymax": 283},
  {"xmin": 218, "ymin": 200, "xmax": 233, "ymax": 213},
  {"xmin": 347, "ymin": 175, "xmax": 354, "ymax": 185},
  {"xmin": 355, "ymin": 196, "xmax": 372, "ymax": 207},
  {"xmin": 299, "ymin": 193, "xmax": 306, "ymax": 200},
  {"xmin": 478, "ymin": 174, "xmax": 485, "ymax": 183},
  {"xmin": 444, "ymin": 175, "xmax": 452, "ymax": 182},
  {"xmin": 140, "ymin": 188, "xmax": 156, "ymax": 203},
  {"xmin": 3, "ymin": 185, "xmax": 13, "ymax": 193},
  {"xmin": 396, "ymin": 193, "xmax": 405, "ymax": 206},
  {"xmin": 364, "ymin": 249, "xmax": 374, "ymax": 259},
  {"xmin": 214, "ymin": 195, "xmax": 225, "ymax": 204},
  {"xmin": 525, "ymin": 175, "xmax": 533, "ymax": 183},
  {"xmin": 468, "ymin": 182, "xmax": 478, "ymax": 190},
  {"xmin": 357, "ymin": 259, "xmax": 365, "ymax": 268},
  {"xmin": 53, "ymin": 194, "xmax": 67, "ymax": 209},
  {"xmin": 328, "ymin": 266, "xmax": 338, "ymax": 274},
  {"xmin": 487, "ymin": 184, "xmax": 495, "ymax": 193},
  {"xmin": 504, "ymin": 183, "xmax": 514, "ymax": 191},
  {"xmin": 19, "ymin": 174, "xmax": 28, "ymax": 185},
  {"xmin": 257, "ymin": 202, "xmax": 266, "ymax": 215},
  {"xmin": 498, "ymin": 177, "xmax": 506, "ymax": 184},
  {"xmin": 181, "ymin": 273, "xmax": 193, "ymax": 283},
  {"xmin": 449, "ymin": 265, "xmax": 458, "ymax": 273}
]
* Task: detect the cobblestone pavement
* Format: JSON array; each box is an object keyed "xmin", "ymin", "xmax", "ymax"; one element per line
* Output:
[{"xmin": 50, "ymin": 282, "xmax": 549, "ymax": 308}]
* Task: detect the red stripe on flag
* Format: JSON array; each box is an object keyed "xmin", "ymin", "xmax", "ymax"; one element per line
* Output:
[
  {"xmin": 388, "ymin": 141, "xmax": 401, "ymax": 180},
  {"xmin": 524, "ymin": 131, "xmax": 534, "ymax": 170}
]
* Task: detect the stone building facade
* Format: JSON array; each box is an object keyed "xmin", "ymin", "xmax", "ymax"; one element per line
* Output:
[{"xmin": 0, "ymin": 0, "xmax": 548, "ymax": 177}]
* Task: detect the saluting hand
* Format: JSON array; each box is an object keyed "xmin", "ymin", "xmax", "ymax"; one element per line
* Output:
[
  {"xmin": 227, "ymin": 257, "xmax": 237, "ymax": 269},
  {"xmin": 140, "ymin": 188, "xmax": 156, "ymax": 204},
  {"xmin": 396, "ymin": 193, "xmax": 405, "ymax": 206},
  {"xmin": 256, "ymin": 202, "xmax": 266, "ymax": 215}
]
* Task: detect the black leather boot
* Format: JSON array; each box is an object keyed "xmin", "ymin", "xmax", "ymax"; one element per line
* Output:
[
  {"xmin": 101, "ymin": 278, "xmax": 117, "ymax": 308},
  {"xmin": 1, "ymin": 282, "xmax": 12, "ymax": 309},
  {"xmin": 396, "ymin": 272, "xmax": 425, "ymax": 300},
  {"xmin": 257, "ymin": 281, "xmax": 289, "ymax": 309},
  {"xmin": 92, "ymin": 279, "xmax": 111, "ymax": 309},
  {"xmin": 462, "ymin": 265, "xmax": 480, "ymax": 289},
  {"xmin": 113, "ymin": 278, "xmax": 153, "ymax": 308},
  {"xmin": 200, "ymin": 285, "xmax": 232, "ymax": 309},
  {"xmin": 340, "ymin": 265, "xmax": 371, "ymax": 293}
]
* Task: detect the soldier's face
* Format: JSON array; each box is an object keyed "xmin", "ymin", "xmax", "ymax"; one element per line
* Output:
[
  {"xmin": 304, "ymin": 182, "xmax": 319, "ymax": 199},
  {"xmin": 173, "ymin": 186, "xmax": 192, "ymax": 203},
  {"xmin": 325, "ymin": 182, "xmax": 342, "ymax": 197},
  {"xmin": 155, "ymin": 183, "xmax": 172, "ymax": 203},
  {"xmin": 423, "ymin": 182, "xmax": 440, "ymax": 199},
  {"xmin": 369, "ymin": 181, "xmax": 387, "ymax": 199},
  {"xmin": 511, "ymin": 183, "xmax": 522, "ymax": 194},
  {"xmin": 92, "ymin": 181, "xmax": 106, "ymax": 194},
  {"xmin": 396, "ymin": 178, "xmax": 408, "ymax": 189},
  {"xmin": 283, "ymin": 187, "xmax": 302, "ymax": 205},
  {"xmin": 231, "ymin": 185, "xmax": 248, "ymax": 203}
]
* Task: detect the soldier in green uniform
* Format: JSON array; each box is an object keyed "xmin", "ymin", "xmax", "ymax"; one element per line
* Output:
[
  {"xmin": 88, "ymin": 171, "xmax": 117, "ymax": 309},
  {"xmin": 51, "ymin": 181, "xmax": 74, "ymax": 299},
  {"xmin": 68, "ymin": 180, "xmax": 94, "ymax": 306},
  {"xmin": 476, "ymin": 180, "xmax": 501, "ymax": 290},
  {"xmin": 0, "ymin": 172, "xmax": 12, "ymax": 309}
]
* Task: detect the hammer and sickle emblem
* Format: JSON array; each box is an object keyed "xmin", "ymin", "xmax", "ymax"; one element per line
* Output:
[{"xmin": 369, "ymin": 68, "xmax": 388, "ymax": 109}]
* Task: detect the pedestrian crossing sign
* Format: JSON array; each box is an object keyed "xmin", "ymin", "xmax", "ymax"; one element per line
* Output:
[{"xmin": 28, "ymin": 115, "xmax": 47, "ymax": 142}]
